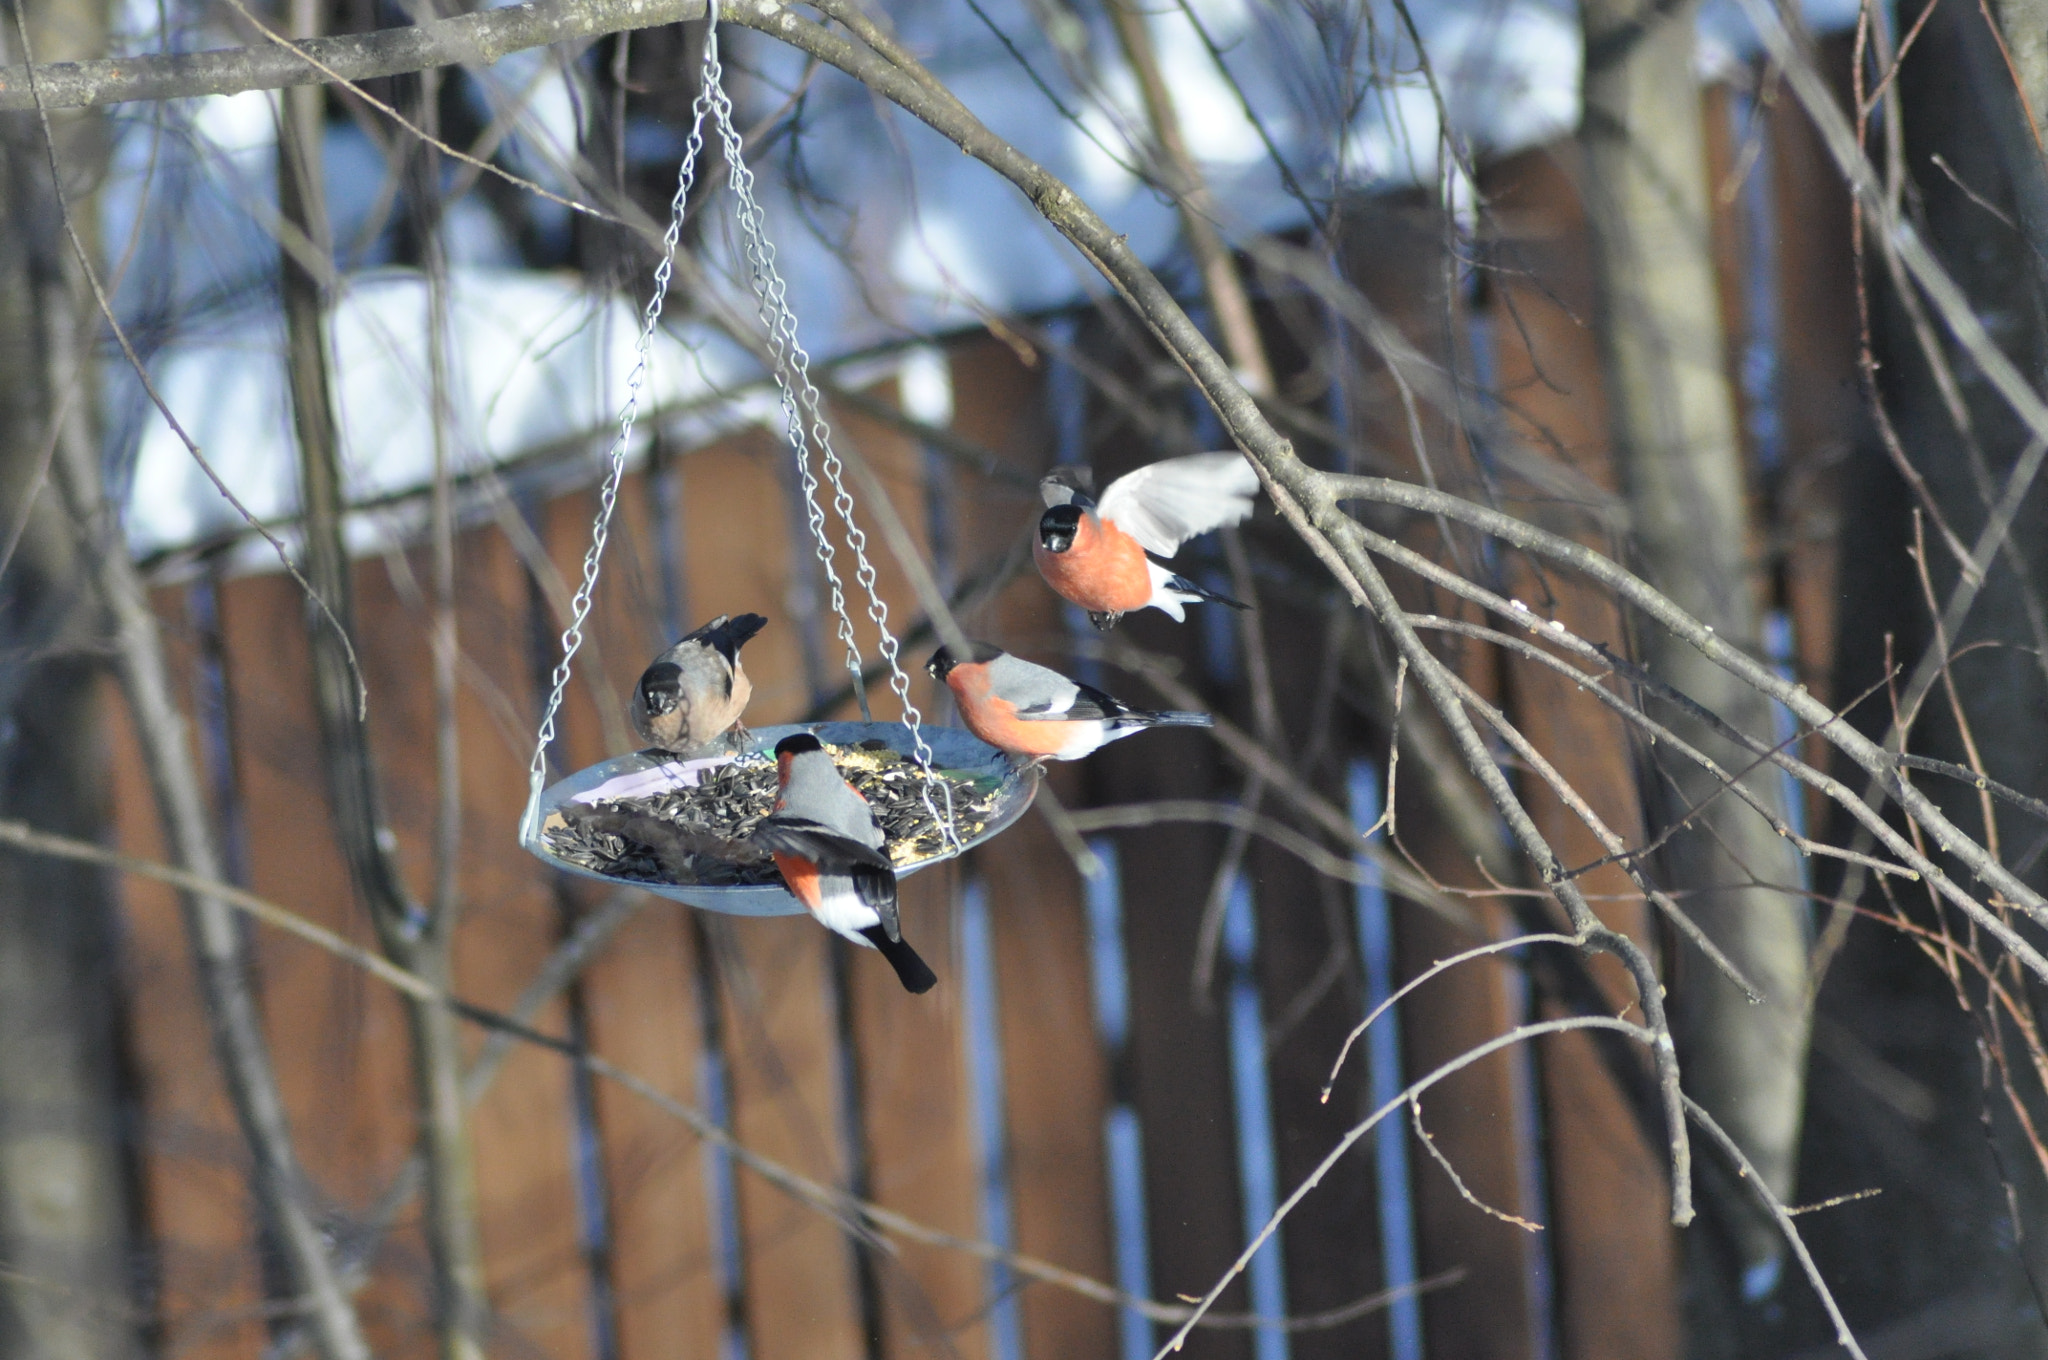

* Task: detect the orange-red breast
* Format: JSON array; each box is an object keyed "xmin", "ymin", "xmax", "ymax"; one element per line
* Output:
[
  {"xmin": 927, "ymin": 643, "xmax": 1214, "ymax": 761},
  {"xmin": 750, "ymin": 733, "xmax": 936, "ymax": 993},
  {"xmin": 1033, "ymin": 452, "xmax": 1259, "ymax": 629}
]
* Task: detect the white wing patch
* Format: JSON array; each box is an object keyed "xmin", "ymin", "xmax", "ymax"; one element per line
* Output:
[{"xmin": 1097, "ymin": 452, "xmax": 1259, "ymax": 557}]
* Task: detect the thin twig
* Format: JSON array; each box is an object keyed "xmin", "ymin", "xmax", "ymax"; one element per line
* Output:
[
  {"xmin": 1682, "ymin": 1095, "xmax": 1872, "ymax": 1360},
  {"xmin": 1410, "ymin": 1099, "xmax": 1543, "ymax": 1232},
  {"xmin": 1154, "ymin": 1015, "xmax": 1659, "ymax": 1354}
]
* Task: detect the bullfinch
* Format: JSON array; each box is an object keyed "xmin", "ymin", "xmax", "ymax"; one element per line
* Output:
[
  {"xmin": 926, "ymin": 643, "xmax": 1214, "ymax": 761},
  {"xmin": 751, "ymin": 733, "xmax": 937, "ymax": 994},
  {"xmin": 1034, "ymin": 452, "xmax": 1259, "ymax": 629},
  {"xmin": 629, "ymin": 613, "xmax": 769, "ymax": 754}
]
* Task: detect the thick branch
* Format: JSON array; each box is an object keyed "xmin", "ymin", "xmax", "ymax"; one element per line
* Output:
[{"xmin": 0, "ymin": 0, "xmax": 701, "ymax": 110}]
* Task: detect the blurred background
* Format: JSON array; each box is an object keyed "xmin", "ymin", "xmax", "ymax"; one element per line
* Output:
[{"xmin": 1, "ymin": 0, "xmax": 2046, "ymax": 1353}]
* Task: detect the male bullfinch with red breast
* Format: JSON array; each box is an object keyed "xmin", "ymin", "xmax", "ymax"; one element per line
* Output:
[
  {"xmin": 750, "ymin": 733, "xmax": 937, "ymax": 994},
  {"xmin": 630, "ymin": 613, "xmax": 769, "ymax": 753},
  {"xmin": 927, "ymin": 643, "xmax": 1214, "ymax": 761},
  {"xmin": 1034, "ymin": 451, "xmax": 1259, "ymax": 630}
]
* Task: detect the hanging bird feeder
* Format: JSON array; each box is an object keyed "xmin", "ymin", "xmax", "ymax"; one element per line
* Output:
[
  {"xmin": 516, "ymin": 2, "xmax": 1034, "ymax": 913},
  {"xmin": 530, "ymin": 722, "xmax": 1033, "ymax": 914}
]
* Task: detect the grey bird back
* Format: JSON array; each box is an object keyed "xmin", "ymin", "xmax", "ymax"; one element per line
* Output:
[
  {"xmin": 667, "ymin": 643, "xmax": 735, "ymax": 700},
  {"xmin": 781, "ymin": 753, "xmax": 884, "ymax": 849},
  {"xmin": 986, "ymin": 652, "xmax": 1079, "ymax": 713}
]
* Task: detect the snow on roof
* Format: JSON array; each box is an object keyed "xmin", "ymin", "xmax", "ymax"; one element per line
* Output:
[{"xmin": 106, "ymin": 0, "xmax": 1847, "ymax": 566}]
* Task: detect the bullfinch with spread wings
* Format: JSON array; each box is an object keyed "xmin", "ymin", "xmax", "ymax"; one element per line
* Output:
[{"xmin": 1033, "ymin": 452, "xmax": 1260, "ymax": 629}]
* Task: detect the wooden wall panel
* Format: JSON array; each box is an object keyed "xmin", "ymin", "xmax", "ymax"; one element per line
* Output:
[
  {"xmin": 214, "ymin": 569, "xmax": 426, "ymax": 1352},
  {"xmin": 547, "ymin": 461, "xmax": 724, "ymax": 1360},
  {"xmin": 439, "ymin": 525, "xmax": 596, "ymax": 1359},
  {"xmin": 830, "ymin": 382, "xmax": 947, "ymax": 723},
  {"xmin": 950, "ymin": 333, "xmax": 1119, "ymax": 1360},
  {"xmin": 679, "ymin": 426, "xmax": 865, "ymax": 1358},
  {"xmin": 1769, "ymin": 37, "xmax": 1860, "ymax": 715},
  {"xmin": 1482, "ymin": 145, "xmax": 1682, "ymax": 1360},
  {"xmin": 678, "ymin": 433, "xmax": 812, "ymax": 726},
  {"xmin": 973, "ymin": 804, "xmax": 1114, "ymax": 1358},
  {"xmin": 1079, "ymin": 339, "xmax": 1250, "ymax": 1360},
  {"xmin": 582, "ymin": 903, "xmax": 725, "ymax": 1360},
  {"xmin": 1335, "ymin": 191, "xmax": 1542, "ymax": 1360},
  {"xmin": 848, "ymin": 865, "xmax": 988, "ymax": 1360},
  {"xmin": 1243, "ymin": 627, "xmax": 1396, "ymax": 1360},
  {"xmin": 108, "ymin": 646, "xmax": 267, "ymax": 1360},
  {"xmin": 1093, "ymin": 681, "xmax": 1247, "ymax": 1360},
  {"xmin": 716, "ymin": 918, "xmax": 867, "ymax": 1360},
  {"xmin": 836, "ymin": 369, "xmax": 993, "ymax": 1360}
]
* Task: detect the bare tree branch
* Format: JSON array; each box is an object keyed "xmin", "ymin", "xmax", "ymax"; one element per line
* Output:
[{"xmin": 0, "ymin": 0, "xmax": 703, "ymax": 110}]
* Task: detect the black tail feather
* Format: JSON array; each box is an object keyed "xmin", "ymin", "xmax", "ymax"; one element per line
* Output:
[
  {"xmin": 689, "ymin": 612, "xmax": 769, "ymax": 664},
  {"xmin": 860, "ymin": 926, "xmax": 938, "ymax": 993},
  {"xmin": 1135, "ymin": 710, "xmax": 1215, "ymax": 729},
  {"xmin": 1164, "ymin": 574, "xmax": 1251, "ymax": 611}
]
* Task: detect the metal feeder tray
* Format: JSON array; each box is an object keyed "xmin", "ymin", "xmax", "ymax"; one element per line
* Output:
[{"xmin": 522, "ymin": 721, "xmax": 1036, "ymax": 915}]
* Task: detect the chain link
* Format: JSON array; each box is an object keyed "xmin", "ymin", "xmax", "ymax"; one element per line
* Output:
[
  {"xmin": 701, "ymin": 32, "xmax": 959, "ymax": 850},
  {"xmin": 525, "ymin": 3, "xmax": 958, "ymax": 853},
  {"xmin": 700, "ymin": 42, "xmax": 864, "ymax": 714},
  {"xmin": 520, "ymin": 49, "xmax": 717, "ymax": 842}
]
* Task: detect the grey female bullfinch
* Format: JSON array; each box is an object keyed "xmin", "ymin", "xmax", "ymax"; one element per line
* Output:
[
  {"xmin": 629, "ymin": 613, "xmax": 768, "ymax": 753},
  {"xmin": 926, "ymin": 643, "xmax": 1213, "ymax": 761},
  {"xmin": 1034, "ymin": 452, "xmax": 1259, "ymax": 630},
  {"xmin": 751, "ymin": 733, "xmax": 937, "ymax": 994}
]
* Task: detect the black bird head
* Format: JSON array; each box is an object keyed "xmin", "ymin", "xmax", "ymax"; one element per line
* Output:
[
  {"xmin": 635, "ymin": 661, "xmax": 683, "ymax": 717},
  {"xmin": 924, "ymin": 642, "xmax": 1006, "ymax": 681},
  {"xmin": 1038, "ymin": 504, "xmax": 1083, "ymax": 554},
  {"xmin": 774, "ymin": 732, "xmax": 826, "ymax": 759}
]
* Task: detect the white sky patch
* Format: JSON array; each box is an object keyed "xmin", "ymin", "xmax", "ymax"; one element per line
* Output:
[
  {"xmin": 898, "ymin": 346, "xmax": 955, "ymax": 428},
  {"xmin": 126, "ymin": 322, "xmax": 296, "ymax": 555},
  {"xmin": 1147, "ymin": 4, "xmax": 1265, "ymax": 167},
  {"xmin": 1339, "ymin": 80, "xmax": 1443, "ymax": 187},
  {"xmin": 889, "ymin": 210, "xmax": 1007, "ymax": 327},
  {"xmin": 1071, "ymin": 64, "xmax": 1146, "ymax": 206},
  {"xmin": 190, "ymin": 88, "xmax": 279, "ymax": 162},
  {"xmin": 1435, "ymin": 3, "xmax": 1580, "ymax": 153},
  {"xmin": 466, "ymin": 51, "xmax": 587, "ymax": 192}
]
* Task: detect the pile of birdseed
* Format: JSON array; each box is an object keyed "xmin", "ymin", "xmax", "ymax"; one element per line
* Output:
[{"xmin": 540, "ymin": 740, "xmax": 1006, "ymax": 888}]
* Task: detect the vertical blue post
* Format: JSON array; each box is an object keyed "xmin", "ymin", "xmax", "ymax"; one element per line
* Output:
[
  {"xmin": 960, "ymin": 882, "xmax": 1025, "ymax": 1360},
  {"xmin": 1224, "ymin": 877, "xmax": 1288, "ymax": 1360},
  {"xmin": 1500, "ymin": 946, "xmax": 1558, "ymax": 1360},
  {"xmin": 1083, "ymin": 840, "xmax": 1155, "ymax": 1360},
  {"xmin": 1349, "ymin": 761, "xmax": 1422, "ymax": 1360},
  {"xmin": 698, "ymin": 1042, "xmax": 750, "ymax": 1360}
]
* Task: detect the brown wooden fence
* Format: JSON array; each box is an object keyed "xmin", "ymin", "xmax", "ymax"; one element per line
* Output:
[{"xmin": 103, "ymin": 66, "xmax": 1857, "ymax": 1359}]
